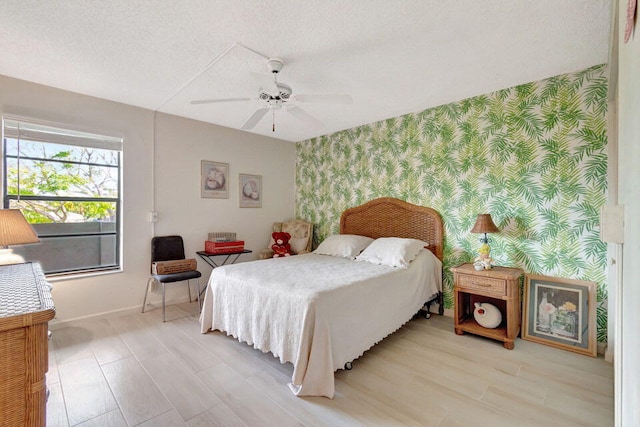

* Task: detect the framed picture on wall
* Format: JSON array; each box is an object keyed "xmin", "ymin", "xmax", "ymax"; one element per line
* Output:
[
  {"xmin": 522, "ymin": 274, "xmax": 597, "ymax": 357},
  {"xmin": 201, "ymin": 160, "xmax": 229, "ymax": 199},
  {"xmin": 239, "ymin": 174, "xmax": 262, "ymax": 208}
]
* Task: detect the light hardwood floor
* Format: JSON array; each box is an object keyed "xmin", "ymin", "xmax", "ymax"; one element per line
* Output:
[{"xmin": 46, "ymin": 302, "xmax": 614, "ymax": 427}]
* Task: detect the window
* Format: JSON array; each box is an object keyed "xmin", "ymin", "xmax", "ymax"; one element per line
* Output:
[{"xmin": 2, "ymin": 118, "xmax": 123, "ymax": 276}]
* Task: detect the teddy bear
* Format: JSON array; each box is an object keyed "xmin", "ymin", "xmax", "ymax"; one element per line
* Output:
[{"xmin": 271, "ymin": 231, "xmax": 292, "ymax": 257}]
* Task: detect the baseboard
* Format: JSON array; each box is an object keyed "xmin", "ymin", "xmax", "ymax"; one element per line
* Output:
[
  {"xmin": 425, "ymin": 302, "xmax": 453, "ymax": 317},
  {"xmin": 49, "ymin": 305, "xmax": 142, "ymax": 330},
  {"xmin": 442, "ymin": 308, "xmax": 454, "ymax": 317},
  {"xmin": 604, "ymin": 347, "xmax": 613, "ymax": 362},
  {"xmin": 600, "ymin": 342, "xmax": 612, "ymax": 360},
  {"xmin": 49, "ymin": 294, "xmax": 194, "ymax": 330}
]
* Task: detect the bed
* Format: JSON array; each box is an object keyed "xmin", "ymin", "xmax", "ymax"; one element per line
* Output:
[{"xmin": 199, "ymin": 197, "xmax": 444, "ymax": 398}]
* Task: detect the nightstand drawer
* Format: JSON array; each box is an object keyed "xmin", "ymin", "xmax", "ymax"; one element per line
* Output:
[{"xmin": 457, "ymin": 274, "xmax": 506, "ymax": 295}]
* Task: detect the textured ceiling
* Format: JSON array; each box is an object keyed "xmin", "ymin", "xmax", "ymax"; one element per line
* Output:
[{"xmin": 0, "ymin": 1, "xmax": 611, "ymax": 142}]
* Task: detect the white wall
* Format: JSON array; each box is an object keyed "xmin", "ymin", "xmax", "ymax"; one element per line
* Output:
[
  {"xmin": 617, "ymin": 1, "xmax": 640, "ymax": 424},
  {"xmin": 152, "ymin": 112, "xmax": 296, "ymax": 300},
  {"xmin": 0, "ymin": 74, "xmax": 296, "ymax": 323}
]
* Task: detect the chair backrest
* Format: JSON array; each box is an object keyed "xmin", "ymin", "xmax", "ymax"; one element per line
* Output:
[
  {"xmin": 269, "ymin": 219, "xmax": 313, "ymax": 253},
  {"xmin": 151, "ymin": 235, "xmax": 186, "ymax": 263}
]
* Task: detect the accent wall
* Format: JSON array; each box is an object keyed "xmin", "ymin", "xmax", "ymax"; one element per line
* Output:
[{"xmin": 296, "ymin": 65, "xmax": 608, "ymax": 342}]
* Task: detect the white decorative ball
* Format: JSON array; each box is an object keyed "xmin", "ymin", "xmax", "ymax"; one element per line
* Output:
[{"xmin": 473, "ymin": 302, "xmax": 502, "ymax": 328}]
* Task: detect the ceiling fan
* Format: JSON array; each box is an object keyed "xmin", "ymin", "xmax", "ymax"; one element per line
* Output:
[{"xmin": 191, "ymin": 58, "xmax": 352, "ymax": 131}]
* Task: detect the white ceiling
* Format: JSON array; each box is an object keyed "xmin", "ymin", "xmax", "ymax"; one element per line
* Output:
[{"xmin": 0, "ymin": 1, "xmax": 611, "ymax": 142}]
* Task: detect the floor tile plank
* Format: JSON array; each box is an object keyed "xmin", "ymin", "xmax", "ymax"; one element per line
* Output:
[
  {"xmin": 198, "ymin": 364, "xmax": 303, "ymax": 427},
  {"xmin": 57, "ymin": 356, "xmax": 118, "ymax": 426},
  {"xmin": 101, "ymin": 356, "xmax": 174, "ymax": 426},
  {"xmin": 186, "ymin": 404, "xmax": 248, "ymax": 427},
  {"xmin": 46, "ymin": 382, "xmax": 69, "ymax": 427},
  {"xmin": 137, "ymin": 409, "xmax": 188, "ymax": 426},
  {"xmin": 74, "ymin": 409, "xmax": 127, "ymax": 427},
  {"xmin": 140, "ymin": 352, "xmax": 221, "ymax": 421}
]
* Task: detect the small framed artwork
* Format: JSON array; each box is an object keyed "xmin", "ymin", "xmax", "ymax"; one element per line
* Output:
[
  {"xmin": 239, "ymin": 174, "xmax": 262, "ymax": 208},
  {"xmin": 522, "ymin": 274, "xmax": 596, "ymax": 357},
  {"xmin": 201, "ymin": 160, "xmax": 229, "ymax": 199}
]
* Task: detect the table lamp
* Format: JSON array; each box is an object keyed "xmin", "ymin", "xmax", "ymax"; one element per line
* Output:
[
  {"xmin": 0, "ymin": 209, "xmax": 40, "ymax": 265},
  {"xmin": 470, "ymin": 213, "xmax": 499, "ymax": 259}
]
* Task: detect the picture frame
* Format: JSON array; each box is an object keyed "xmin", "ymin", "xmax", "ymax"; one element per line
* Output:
[
  {"xmin": 239, "ymin": 173, "xmax": 262, "ymax": 208},
  {"xmin": 522, "ymin": 274, "xmax": 596, "ymax": 357},
  {"xmin": 201, "ymin": 160, "xmax": 229, "ymax": 199}
]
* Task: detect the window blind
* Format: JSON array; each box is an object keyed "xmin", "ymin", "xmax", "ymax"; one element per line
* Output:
[{"xmin": 3, "ymin": 118, "xmax": 123, "ymax": 151}]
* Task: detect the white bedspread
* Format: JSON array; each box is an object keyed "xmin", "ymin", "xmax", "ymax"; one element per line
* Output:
[{"xmin": 199, "ymin": 250, "xmax": 442, "ymax": 398}]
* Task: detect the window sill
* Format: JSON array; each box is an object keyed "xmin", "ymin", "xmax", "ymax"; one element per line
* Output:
[{"xmin": 46, "ymin": 267, "xmax": 122, "ymax": 282}]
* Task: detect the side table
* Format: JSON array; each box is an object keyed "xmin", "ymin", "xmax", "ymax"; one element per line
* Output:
[
  {"xmin": 451, "ymin": 263, "xmax": 523, "ymax": 349},
  {"xmin": 195, "ymin": 250, "xmax": 252, "ymax": 297},
  {"xmin": 196, "ymin": 249, "xmax": 252, "ymax": 269}
]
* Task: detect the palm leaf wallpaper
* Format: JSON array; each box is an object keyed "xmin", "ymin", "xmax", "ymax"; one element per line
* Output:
[{"xmin": 296, "ymin": 65, "xmax": 609, "ymax": 342}]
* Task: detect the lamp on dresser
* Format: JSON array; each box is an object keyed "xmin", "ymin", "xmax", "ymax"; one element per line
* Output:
[{"xmin": 0, "ymin": 209, "xmax": 40, "ymax": 265}]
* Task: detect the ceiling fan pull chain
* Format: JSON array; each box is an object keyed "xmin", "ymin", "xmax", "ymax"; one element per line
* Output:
[{"xmin": 272, "ymin": 109, "xmax": 276, "ymax": 132}]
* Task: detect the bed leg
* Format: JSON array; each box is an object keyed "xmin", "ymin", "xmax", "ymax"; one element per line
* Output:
[
  {"xmin": 423, "ymin": 301, "xmax": 433, "ymax": 319},
  {"xmin": 344, "ymin": 362, "xmax": 353, "ymax": 370},
  {"xmin": 438, "ymin": 292, "xmax": 444, "ymax": 316}
]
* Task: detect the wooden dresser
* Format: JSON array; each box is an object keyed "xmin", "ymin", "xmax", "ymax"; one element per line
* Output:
[{"xmin": 0, "ymin": 262, "xmax": 55, "ymax": 427}]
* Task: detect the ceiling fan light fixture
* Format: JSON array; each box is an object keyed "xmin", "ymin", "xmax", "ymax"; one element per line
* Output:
[
  {"xmin": 277, "ymin": 82, "xmax": 292, "ymax": 99},
  {"xmin": 258, "ymin": 82, "xmax": 291, "ymax": 102}
]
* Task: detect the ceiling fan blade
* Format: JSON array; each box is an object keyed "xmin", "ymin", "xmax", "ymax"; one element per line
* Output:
[
  {"xmin": 285, "ymin": 106, "xmax": 324, "ymax": 128},
  {"xmin": 250, "ymin": 71, "xmax": 279, "ymax": 96},
  {"xmin": 293, "ymin": 94, "xmax": 353, "ymax": 104},
  {"xmin": 191, "ymin": 97, "xmax": 252, "ymax": 105},
  {"xmin": 241, "ymin": 107, "xmax": 270, "ymax": 130}
]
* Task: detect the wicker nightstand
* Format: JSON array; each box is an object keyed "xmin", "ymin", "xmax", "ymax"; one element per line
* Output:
[{"xmin": 451, "ymin": 263, "xmax": 523, "ymax": 349}]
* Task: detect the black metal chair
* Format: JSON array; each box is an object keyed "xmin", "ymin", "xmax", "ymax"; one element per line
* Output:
[{"xmin": 142, "ymin": 235, "xmax": 202, "ymax": 322}]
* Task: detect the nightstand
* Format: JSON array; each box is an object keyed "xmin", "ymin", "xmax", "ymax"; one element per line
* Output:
[{"xmin": 451, "ymin": 263, "xmax": 523, "ymax": 349}]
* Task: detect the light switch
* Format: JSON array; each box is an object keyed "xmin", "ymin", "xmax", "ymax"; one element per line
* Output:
[{"xmin": 600, "ymin": 205, "xmax": 624, "ymax": 243}]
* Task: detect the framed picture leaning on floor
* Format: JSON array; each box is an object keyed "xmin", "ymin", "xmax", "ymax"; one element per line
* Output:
[{"xmin": 522, "ymin": 274, "xmax": 596, "ymax": 357}]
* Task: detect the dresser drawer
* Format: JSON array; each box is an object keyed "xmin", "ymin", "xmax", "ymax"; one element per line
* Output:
[{"xmin": 456, "ymin": 274, "xmax": 506, "ymax": 295}]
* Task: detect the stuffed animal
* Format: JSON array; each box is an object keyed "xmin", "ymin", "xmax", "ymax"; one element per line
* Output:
[
  {"xmin": 473, "ymin": 242, "xmax": 494, "ymax": 270},
  {"xmin": 271, "ymin": 231, "xmax": 292, "ymax": 257},
  {"xmin": 474, "ymin": 255, "xmax": 494, "ymax": 270}
]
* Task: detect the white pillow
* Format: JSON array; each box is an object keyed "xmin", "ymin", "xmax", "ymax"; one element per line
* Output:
[
  {"xmin": 313, "ymin": 234, "xmax": 374, "ymax": 259},
  {"xmin": 356, "ymin": 237, "xmax": 427, "ymax": 268}
]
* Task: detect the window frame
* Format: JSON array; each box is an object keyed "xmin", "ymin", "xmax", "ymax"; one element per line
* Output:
[{"xmin": 2, "ymin": 117, "xmax": 123, "ymax": 277}]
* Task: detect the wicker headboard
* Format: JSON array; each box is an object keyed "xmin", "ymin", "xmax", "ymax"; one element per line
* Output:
[{"xmin": 340, "ymin": 197, "xmax": 444, "ymax": 261}]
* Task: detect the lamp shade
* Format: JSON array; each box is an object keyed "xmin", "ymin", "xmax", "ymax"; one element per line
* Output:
[
  {"xmin": 0, "ymin": 209, "xmax": 40, "ymax": 247},
  {"xmin": 470, "ymin": 214, "xmax": 500, "ymax": 234}
]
